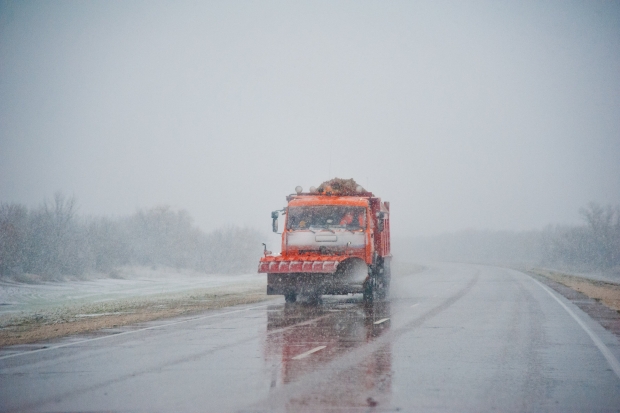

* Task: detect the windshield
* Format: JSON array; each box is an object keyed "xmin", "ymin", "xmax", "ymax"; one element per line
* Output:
[{"xmin": 287, "ymin": 206, "xmax": 366, "ymax": 230}]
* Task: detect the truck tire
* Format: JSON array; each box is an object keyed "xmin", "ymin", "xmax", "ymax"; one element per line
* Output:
[
  {"xmin": 363, "ymin": 262, "xmax": 386, "ymax": 302},
  {"xmin": 376, "ymin": 260, "xmax": 391, "ymax": 300},
  {"xmin": 284, "ymin": 292, "xmax": 297, "ymax": 303},
  {"xmin": 363, "ymin": 277, "xmax": 374, "ymax": 302},
  {"xmin": 382, "ymin": 258, "xmax": 391, "ymax": 296}
]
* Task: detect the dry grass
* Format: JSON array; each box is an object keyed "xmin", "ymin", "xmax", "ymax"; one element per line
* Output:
[{"xmin": 531, "ymin": 268, "xmax": 620, "ymax": 312}]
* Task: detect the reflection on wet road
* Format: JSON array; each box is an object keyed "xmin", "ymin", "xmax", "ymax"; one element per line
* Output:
[
  {"xmin": 253, "ymin": 269, "xmax": 478, "ymax": 412},
  {"xmin": 264, "ymin": 299, "xmax": 392, "ymax": 409},
  {"xmin": 2, "ymin": 263, "xmax": 620, "ymax": 412}
]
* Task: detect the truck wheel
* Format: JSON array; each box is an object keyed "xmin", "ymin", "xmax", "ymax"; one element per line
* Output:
[
  {"xmin": 284, "ymin": 292, "xmax": 297, "ymax": 303},
  {"xmin": 363, "ymin": 281, "xmax": 374, "ymax": 302},
  {"xmin": 381, "ymin": 259, "xmax": 391, "ymax": 297},
  {"xmin": 375, "ymin": 272, "xmax": 388, "ymax": 300},
  {"xmin": 373, "ymin": 259, "xmax": 391, "ymax": 300}
]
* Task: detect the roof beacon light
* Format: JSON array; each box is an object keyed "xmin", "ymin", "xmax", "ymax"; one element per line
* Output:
[
  {"xmin": 295, "ymin": 186, "xmax": 303, "ymax": 194},
  {"xmin": 309, "ymin": 186, "xmax": 317, "ymax": 193},
  {"xmin": 356, "ymin": 185, "xmax": 364, "ymax": 193}
]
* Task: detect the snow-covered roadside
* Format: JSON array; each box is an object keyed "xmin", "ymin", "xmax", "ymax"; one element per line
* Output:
[
  {"xmin": 0, "ymin": 267, "xmax": 265, "ymax": 315},
  {"xmin": 0, "ymin": 267, "xmax": 272, "ymax": 346}
]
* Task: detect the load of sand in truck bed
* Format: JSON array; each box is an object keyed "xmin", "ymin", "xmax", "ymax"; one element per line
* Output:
[{"xmin": 316, "ymin": 178, "xmax": 364, "ymax": 195}]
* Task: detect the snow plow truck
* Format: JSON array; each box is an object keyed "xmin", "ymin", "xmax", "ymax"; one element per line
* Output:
[{"xmin": 258, "ymin": 178, "xmax": 391, "ymax": 303}]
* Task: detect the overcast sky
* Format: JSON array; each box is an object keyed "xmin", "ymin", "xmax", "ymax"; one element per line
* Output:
[{"xmin": 1, "ymin": 0, "xmax": 619, "ymax": 237}]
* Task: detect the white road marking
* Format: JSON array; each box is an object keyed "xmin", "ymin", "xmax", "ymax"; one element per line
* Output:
[
  {"xmin": 531, "ymin": 277, "xmax": 620, "ymax": 380},
  {"xmin": 410, "ymin": 303, "xmax": 420, "ymax": 308},
  {"xmin": 292, "ymin": 346, "xmax": 326, "ymax": 360},
  {"xmin": 0, "ymin": 303, "xmax": 271, "ymax": 361},
  {"xmin": 373, "ymin": 318, "xmax": 390, "ymax": 325}
]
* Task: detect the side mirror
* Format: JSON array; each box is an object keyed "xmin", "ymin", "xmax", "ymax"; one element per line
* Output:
[
  {"xmin": 271, "ymin": 211, "xmax": 279, "ymax": 233},
  {"xmin": 262, "ymin": 243, "xmax": 272, "ymax": 257}
]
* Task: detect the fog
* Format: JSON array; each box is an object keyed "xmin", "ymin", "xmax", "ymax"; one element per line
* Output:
[{"xmin": 1, "ymin": 1, "xmax": 619, "ymax": 239}]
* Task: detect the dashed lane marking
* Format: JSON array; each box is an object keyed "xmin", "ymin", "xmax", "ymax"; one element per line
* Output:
[
  {"xmin": 373, "ymin": 318, "xmax": 390, "ymax": 325},
  {"xmin": 410, "ymin": 303, "xmax": 420, "ymax": 308},
  {"xmin": 292, "ymin": 346, "xmax": 326, "ymax": 360}
]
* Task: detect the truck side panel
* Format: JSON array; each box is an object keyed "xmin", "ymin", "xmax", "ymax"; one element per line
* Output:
[
  {"xmin": 369, "ymin": 198, "xmax": 390, "ymax": 259},
  {"xmin": 378, "ymin": 201, "xmax": 390, "ymax": 257}
]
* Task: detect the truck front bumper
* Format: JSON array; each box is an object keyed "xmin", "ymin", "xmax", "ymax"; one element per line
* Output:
[{"xmin": 266, "ymin": 272, "xmax": 365, "ymax": 295}]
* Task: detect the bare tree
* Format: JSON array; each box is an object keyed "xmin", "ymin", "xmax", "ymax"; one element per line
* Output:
[
  {"xmin": 0, "ymin": 203, "xmax": 28, "ymax": 275},
  {"xmin": 25, "ymin": 192, "xmax": 88, "ymax": 278},
  {"xmin": 580, "ymin": 203, "xmax": 620, "ymax": 269}
]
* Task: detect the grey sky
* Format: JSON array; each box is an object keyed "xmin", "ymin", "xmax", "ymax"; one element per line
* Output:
[{"xmin": 1, "ymin": 1, "xmax": 619, "ymax": 237}]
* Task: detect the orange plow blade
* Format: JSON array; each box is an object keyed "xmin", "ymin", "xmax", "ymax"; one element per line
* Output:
[{"xmin": 258, "ymin": 256, "xmax": 348, "ymax": 273}]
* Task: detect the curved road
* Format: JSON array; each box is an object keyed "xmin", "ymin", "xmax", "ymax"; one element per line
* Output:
[{"xmin": 1, "ymin": 263, "xmax": 620, "ymax": 412}]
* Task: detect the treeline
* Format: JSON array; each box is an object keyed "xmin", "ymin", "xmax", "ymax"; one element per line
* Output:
[
  {"xmin": 394, "ymin": 203, "xmax": 620, "ymax": 273},
  {"xmin": 541, "ymin": 203, "xmax": 620, "ymax": 271},
  {"xmin": 0, "ymin": 193, "xmax": 264, "ymax": 279}
]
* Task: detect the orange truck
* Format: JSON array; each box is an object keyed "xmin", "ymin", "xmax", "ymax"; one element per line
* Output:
[{"xmin": 258, "ymin": 178, "xmax": 391, "ymax": 302}]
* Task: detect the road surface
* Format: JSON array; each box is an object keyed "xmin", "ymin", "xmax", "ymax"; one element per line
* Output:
[{"xmin": 1, "ymin": 263, "xmax": 620, "ymax": 412}]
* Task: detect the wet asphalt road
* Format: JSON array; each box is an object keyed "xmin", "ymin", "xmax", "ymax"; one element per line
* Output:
[{"xmin": 1, "ymin": 263, "xmax": 620, "ymax": 412}]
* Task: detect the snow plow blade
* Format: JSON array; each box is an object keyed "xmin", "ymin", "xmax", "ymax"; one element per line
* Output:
[{"xmin": 258, "ymin": 256, "xmax": 348, "ymax": 274}]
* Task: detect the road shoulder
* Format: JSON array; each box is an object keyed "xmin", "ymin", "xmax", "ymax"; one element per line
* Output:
[{"xmin": 527, "ymin": 269, "xmax": 620, "ymax": 341}]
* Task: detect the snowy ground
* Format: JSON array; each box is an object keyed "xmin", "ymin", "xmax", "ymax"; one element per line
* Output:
[{"xmin": 0, "ymin": 267, "xmax": 266, "ymax": 316}]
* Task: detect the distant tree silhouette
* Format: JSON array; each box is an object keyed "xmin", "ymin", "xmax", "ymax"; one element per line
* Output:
[
  {"xmin": 579, "ymin": 203, "xmax": 620, "ymax": 269},
  {"xmin": 0, "ymin": 195, "xmax": 266, "ymax": 280}
]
